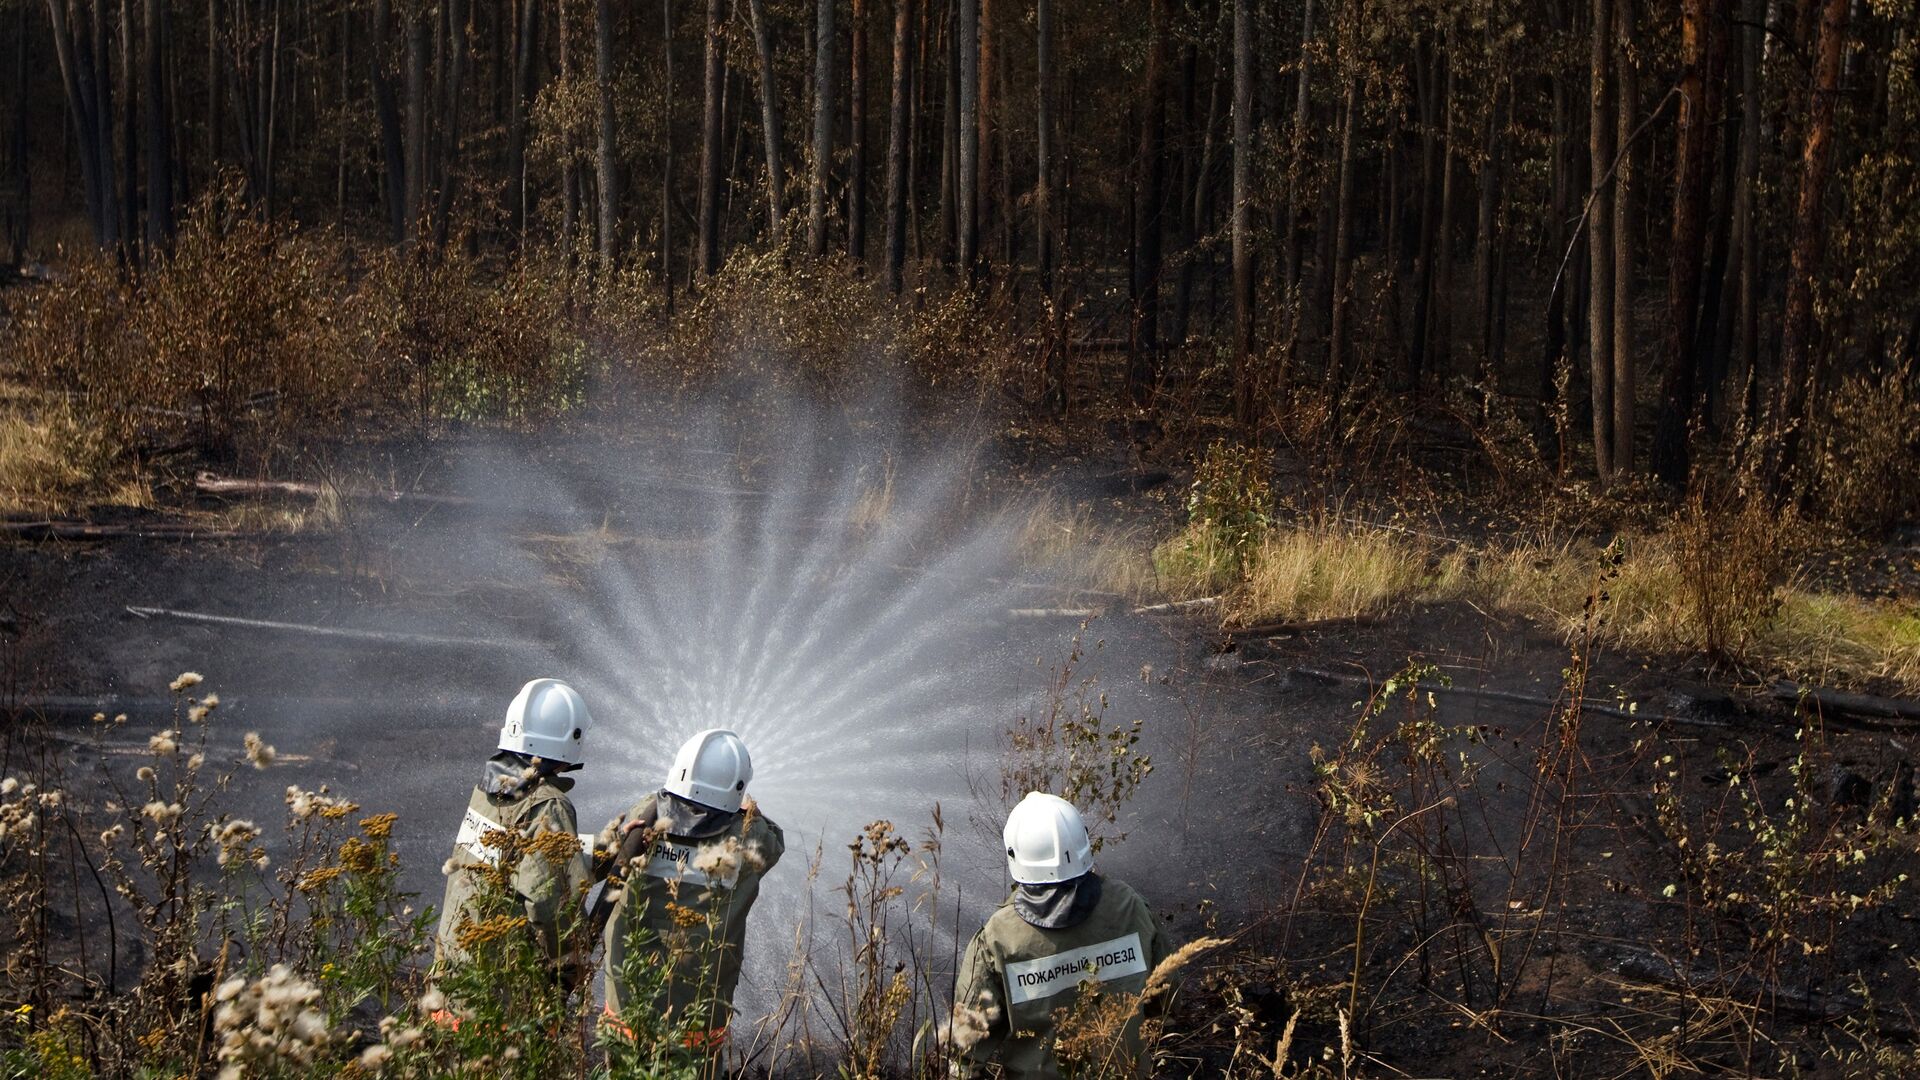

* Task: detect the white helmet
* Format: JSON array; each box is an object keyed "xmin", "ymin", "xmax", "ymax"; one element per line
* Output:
[
  {"xmin": 663, "ymin": 728, "xmax": 753, "ymax": 813},
  {"xmin": 497, "ymin": 679, "xmax": 592, "ymax": 766},
  {"xmin": 1004, "ymin": 792, "xmax": 1094, "ymax": 885}
]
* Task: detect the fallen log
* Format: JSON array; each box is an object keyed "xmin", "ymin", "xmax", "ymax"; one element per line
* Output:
[
  {"xmin": 0, "ymin": 520, "xmax": 279, "ymax": 543},
  {"xmin": 125, "ymin": 605, "xmax": 534, "ymax": 651},
  {"xmin": 1773, "ymin": 681, "xmax": 1920, "ymax": 726},
  {"xmin": 194, "ymin": 471, "xmax": 479, "ymax": 507},
  {"xmin": 1133, "ymin": 596, "xmax": 1220, "ymax": 616}
]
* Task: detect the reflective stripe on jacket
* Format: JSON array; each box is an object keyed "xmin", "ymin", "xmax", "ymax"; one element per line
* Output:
[
  {"xmin": 601, "ymin": 794, "xmax": 784, "ymax": 1030},
  {"xmin": 433, "ymin": 777, "xmax": 590, "ymax": 969},
  {"xmin": 950, "ymin": 876, "xmax": 1168, "ymax": 1080}
]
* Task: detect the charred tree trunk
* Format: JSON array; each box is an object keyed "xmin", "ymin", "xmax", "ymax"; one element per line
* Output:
[
  {"xmin": 848, "ymin": 0, "xmax": 867, "ymax": 261},
  {"xmin": 142, "ymin": 0, "xmax": 171, "ymax": 249},
  {"xmin": 1724, "ymin": 0, "xmax": 1762, "ymax": 421},
  {"xmin": 404, "ymin": 7, "xmax": 427, "ymax": 240},
  {"xmin": 661, "ymin": 0, "xmax": 676, "ymax": 304},
  {"xmin": 1128, "ymin": 0, "xmax": 1170, "ymax": 400},
  {"xmin": 1281, "ymin": 0, "xmax": 1313, "ymax": 330},
  {"xmin": 974, "ymin": 0, "xmax": 993, "ymax": 276},
  {"xmin": 370, "ymin": 0, "xmax": 406, "ymax": 242},
  {"xmin": 697, "ymin": 0, "xmax": 729, "ymax": 274},
  {"xmin": 747, "ymin": 0, "xmax": 785, "ymax": 237},
  {"xmin": 1588, "ymin": 0, "xmax": 1616, "ymax": 483},
  {"xmin": 1611, "ymin": 0, "xmax": 1636, "ymax": 475},
  {"xmin": 46, "ymin": 0, "xmax": 120, "ymax": 250},
  {"xmin": 1651, "ymin": 0, "xmax": 1727, "ymax": 485},
  {"xmin": 808, "ymin": 0, "xmax": 835, "ymax": 257},
  {"xmin": 1034, "ymin": 0, "xmax": 1053, "ymax": 294},
  {"xmin": 1774, "ymin": 0, "xmax": 1850, "ymax": 474},
  {"xmin": 504, "ymin": 0, "xmax": 538, "ymax": 245},
  {"xmin": 883, "ymin": 0, "xmax": 914, "ymax": 291},
  {"xmin": 596, "ymin": 0, "xmax": 621, "ymax": 271},
  {"xmin": 956, "ymin": 0, "xmax": 977, "ymax": 275},
  {"xmin": 938, "ymin": 0, "xmax": 958, "ymax": 265},
  {"xmin": 1325, "ymin": 65, "xmax": 1358, "ymax": 390},
  {"xmin": 431, "ymin": 0, "xmax": 468, "ymax": 249},
  {"xmin": 1231, "ymin": 0, "xmax": 1254, "ymax": 427}
]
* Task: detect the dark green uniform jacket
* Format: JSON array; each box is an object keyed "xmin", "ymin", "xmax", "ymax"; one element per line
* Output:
[
  {"xmin": 951, "ymin": 875, "xmax": 1168, "ymax": 1080},
  {"xmin": 434, "ymin": 762, "xmax": 590, "ymax": 969},
  {"xmin": 600, "ymin": 793, "xmax": 785, "ymax": 1030}
]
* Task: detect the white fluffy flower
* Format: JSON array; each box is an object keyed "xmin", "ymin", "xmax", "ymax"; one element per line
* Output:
[{"xmin": 170, "ymin": 671, "xmax": 204, "ymax": 692}]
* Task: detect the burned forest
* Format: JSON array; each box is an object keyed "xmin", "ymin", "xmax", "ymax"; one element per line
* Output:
[{"xmin": 2, "ymin": 0, "xmax": 1920, "ymax": 1076}]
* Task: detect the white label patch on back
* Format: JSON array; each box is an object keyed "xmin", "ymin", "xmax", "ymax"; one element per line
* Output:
[
  {"xmin": 641, "ymin": 839, "xmax": 741, "ymax": 890},
  {"xmin": 1002, "ymin": 933, "xmax": 1149, "ymax": 1006},
  {"xmin": 454, "ymin": 807, "xmax": 514, "ymax": 866}
]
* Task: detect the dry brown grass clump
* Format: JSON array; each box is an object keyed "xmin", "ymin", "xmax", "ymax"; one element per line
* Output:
[{"xmin": 0, "ymin": 394, "xmax": 147, "ymax": 516}]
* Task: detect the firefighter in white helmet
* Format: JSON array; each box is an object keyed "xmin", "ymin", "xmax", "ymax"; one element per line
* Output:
[
  {"xmin": 433, "ymin": 679, "xmax": 594, "ymax": 983},
  {"xmin": 593, "ymin": 728, "xmax": 784, "ymax": 1049},
  {"xmin": 948, "ymin": 792, "xmax": 1170, "ymax": 1079}
]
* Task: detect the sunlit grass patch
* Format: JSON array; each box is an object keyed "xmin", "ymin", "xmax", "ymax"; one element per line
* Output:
[
  {"xmin": 0, "ymin": 398, "xmax": 146, "ymax": 517},
  {"xmin": 1014, "ymin": 497, "xmax": 1161, "ymax": 601},
  {"xmin": 1769, "ymin": 591, "xmax": 1920, "ymax": 692}
]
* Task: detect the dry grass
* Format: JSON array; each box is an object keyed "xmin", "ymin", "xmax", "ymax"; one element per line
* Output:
[
  {"xmin": 1015, "ymin": 498, "xmax": 1161, "ymax": 600},
  {"xmin": 1236, "ymin": 524, "xmax": 1432, "ymax": 625},
  {"xmin": 1153, "ymin": 518, "xmax": 1433, "ymax": 625},
  {"xmin": 1144, "ymin": 513, "xmax": 1920, "ymax": 695},
  {"xmin": 0, "ymin": 398, "xmax": 147, "ymax": 516}
]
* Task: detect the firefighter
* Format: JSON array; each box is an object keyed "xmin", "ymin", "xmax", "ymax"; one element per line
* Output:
[
  {"xmin": 949, "ymin": 792, "xmax": 1170, "ymax": 1079},
  {"xmin": 595, "ymin": 728, "xmax": 784, "ymax": 1049},
  {"xmin": 433, "ymin": 678, "xmax": 593, "ymax": 982}
]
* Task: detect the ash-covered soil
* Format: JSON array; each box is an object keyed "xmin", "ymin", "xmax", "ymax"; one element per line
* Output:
[{"xmin": 5, "ymin": 399, "xmax": 1916, "ymax": 1076}]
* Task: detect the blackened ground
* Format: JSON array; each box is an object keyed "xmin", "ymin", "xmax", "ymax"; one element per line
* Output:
[{"xmin": 3, "ymin": 401, "xmax": 1915, "ymax": 1077}]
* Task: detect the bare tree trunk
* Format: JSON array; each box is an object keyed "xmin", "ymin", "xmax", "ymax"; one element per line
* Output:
[
  {"xmin": 596, "ymin": 0, "xmax": 621, "ymax": 271},
  {"xmin": 1231, "ymin": 0, "xmax": 1254, "ymax": 427},
  {"xmin": 695, "ymin": 0, "xmax": 725, "ymax": 273},
  {"xmin": 1280, "ymin": 0, "xmax": 1313, "ymax": 327},
  {"xmin": 1774, "ymin": 0, "xmax": 1850, "ymax": 472},
  {"xmin": 404, "ymin": 7, "xmax": 426, "ymax": 240},
  {"xmin": 142, "ymin": 0, "xmax": 171, "ymax": 249},
  {"xmin": 847, "ymin": 0, "xmax": 867, "ymax": 261},
  {"xmin": 974, "ymin": 0, "xmax": 993, "ymax": 276},
  {"xmin": 1034, "ymin": 0, "xmax": 1052, "ymax": 294},
  {"xmin": 368, "ymin": 0, "xmax": 405, "ymax": 242},
  {"xmin": 1474, "ymin": 85, "xmax": 1502, "ymax": 366},
  {"xmin": 747, "ymin": 0, "xmax": 785, "ymax": 237},
  {"xmin": 956, "ymin": 0, "xmax": 976, "ymax": 275},
  {"xmin": 117, "ymin": 0, "xmax": 134, "ymax": 256},
  {"xmin": 207, "ymin": 0, "xmax": 220, "ymax": 177},
  {"xmin": 1325, "ymin": 67, "xmax": 1358, "ymax": 389},
  {"xmin": 46, "ymin": 0, "xmax": 119, "ymax": 249},
  {"xmin": 1037, "ymin": 0, "xmax": 1065, "ymax": 411},
  {"xmin": 1127, "ymin": 0, "xmax": 1170, "ymax": 400},
  {"xmin": 560, "ymin": 0, "xmax": 579, "ymax": 264},
  {"xmin": 1431, "ymin": 40, "xmax": 1456, "ymax": 376},
  {"xmin": 1611, "ymin": 0, "xmax": 1636, "ymax": 475},
  {"xmin": 1726, "ymin": 0, "xmax": 1761, "ymax": 420},
  {"xmin": 5, "ymin": 4, "xmax": 27, "ymax": 263},
  {"xmin": 505, "ymin": 0, "xmax": 538, "ymax": 245},
  {"xmin": 808, "ymin": 0, "xmax": 834, "ymax": 256},
  {"xmin": 883, "ymin": 0, "xmax": 914, "ymax": 291},
  {"xmin": 1651, "ymin": 0, "xmax": 1728, "ymax": 485},
  {"xmin": 432, "ymin": 0, "xmax": 468, "ymax": 249},
  {"xmin": 661, "ymin": 0, "xmax": 676, "ymax": 305},
  {"xmin": 938, "ymin": 0, "xmax": 957, "ymax": 265},
  {"xmin": 1588, "ymin": 0, "xmax": 1616, "ymax": 483}
]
